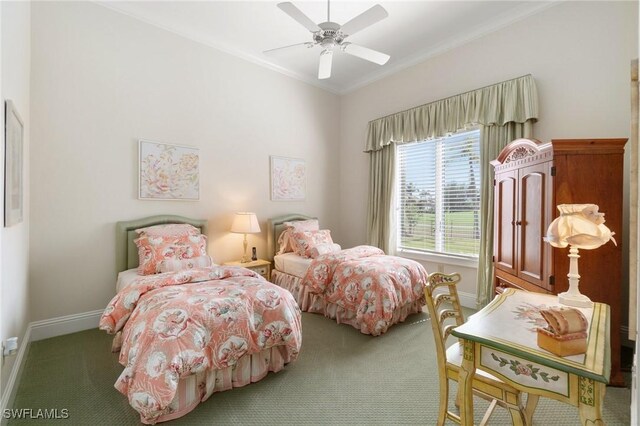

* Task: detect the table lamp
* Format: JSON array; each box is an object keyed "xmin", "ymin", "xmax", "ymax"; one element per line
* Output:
[
  {"xmin": 231, "ymin": 212, "xmax": 261, "ymax": 263},
  {"xmin": 545, "ymin": 204, "xmax": 616, "ymax": 307}
]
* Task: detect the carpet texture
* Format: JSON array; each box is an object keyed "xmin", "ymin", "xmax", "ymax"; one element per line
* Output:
[{"xmin": 10, "ymin": 311, "xmax": 631, "ymax": 425}]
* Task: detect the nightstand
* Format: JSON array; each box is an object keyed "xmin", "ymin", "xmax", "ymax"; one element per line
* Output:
[{"xmin": 223, "ymin": 259, "xmax": 271, "ymax": 281}]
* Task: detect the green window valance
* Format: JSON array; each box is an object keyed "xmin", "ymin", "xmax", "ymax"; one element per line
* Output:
[{"xmin": 364, "ymin": 74, "xmax": 539, "ymax": 152}]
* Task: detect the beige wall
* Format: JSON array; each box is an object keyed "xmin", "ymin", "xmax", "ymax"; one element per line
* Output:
[
  {"xmin": 29, "ymin": 2, "xmax": 341, "ymax": 321},
  {"xmin": 27, "ymin": 2, "xmax": 639, "ymax": 318},
  {"xmin": 1, "ymin": 0, "xmax": 30, "ymax": 397},
  {"xmin": 339, "ymin": 1, "xmax": 638, "ymax": 297}
]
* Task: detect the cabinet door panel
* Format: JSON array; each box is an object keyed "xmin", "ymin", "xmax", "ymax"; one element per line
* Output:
[
  {"xmin": 494, "ymin": 171, "xmax": 517, "ymax": 275},
  {"xmin": 518, "ymin": 164, "xmax": 548, "ymax": 288}
]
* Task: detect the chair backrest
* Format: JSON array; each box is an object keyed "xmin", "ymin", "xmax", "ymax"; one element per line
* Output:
[
  {"xmin": 424, "ymin": 272, "xmax": 464, "ymax": 369},
  {"xmin": 425, "ymin": 273, "xmax": 533, "ymax": 424}
]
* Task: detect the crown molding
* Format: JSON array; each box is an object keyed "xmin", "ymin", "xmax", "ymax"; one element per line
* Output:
[
  {"xmin": 340, "ymin": 1, "xmax": 561, "ymax": 95},
  {"xmin": 95, "ymin": 1, "xmax": 560, "ymax": 96},
  {"xmin": 94, "ymin": 1, "xmax": 342, "ymax": 95}
]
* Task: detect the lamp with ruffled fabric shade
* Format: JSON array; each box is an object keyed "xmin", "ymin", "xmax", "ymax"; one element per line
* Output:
[{"xmin": 545, "ymin": 204, "xmax": 616, "ymax": 307}]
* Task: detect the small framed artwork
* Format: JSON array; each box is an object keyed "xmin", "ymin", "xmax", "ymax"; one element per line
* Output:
[
  {"xmin": 138, "ymin": 139, "xmax": 199, "ymax": 201},
  {"xmin": 270, "ymin": 155, "xmax": 306, "ymax": 201},
  {"xmin": 4, "ymin": 100, "xmax": 24, "ymax": 227}
]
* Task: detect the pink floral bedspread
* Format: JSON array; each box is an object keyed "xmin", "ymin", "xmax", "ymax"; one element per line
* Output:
[
  {"xmin": 100, "ymin": 266, "xmax": 302, "ymax": 423},
  {"xmin": 302, "ymin": 245, "xmax": 427, "ymax": 335}
]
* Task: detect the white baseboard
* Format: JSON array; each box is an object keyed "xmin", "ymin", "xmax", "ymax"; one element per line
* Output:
[
  {"xmin": 458, "ymin": 291, "xmax": 478, "ymax": 309},
  {"xmin": 30, "ymin": 309, "xmax": 103, "ymax": 342},
  {"xmin": 632, "ymin": 339, "xmax": 638, "ymax": 426},
  {"xmin": 0, "ymin": 326, "xmax": 31, "ymax": 418},
  {"xmin": 0, "ymin": 309, "xmax": 103, "ymax": 417}
]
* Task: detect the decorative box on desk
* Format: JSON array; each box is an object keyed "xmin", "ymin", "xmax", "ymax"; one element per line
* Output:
[
  {"xmin": 223, "ymin": 259, "xmax": 271, "ymax": 281},
  {"xmin": 536, "ymin": 307, "xmax": 588, "ymax": 357}
]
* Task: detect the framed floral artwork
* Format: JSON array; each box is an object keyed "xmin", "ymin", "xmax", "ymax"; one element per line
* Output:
[
  {"xmin": 270, "ymin": 156, "xmax": 306, "ymax": 201},
  {"xmin": 138, "ymin": 140, "xmax": 199, "ymax": 201},
  {"xmin": 4, "ymin": 100, "xmax": 24, "ymax": 227}
]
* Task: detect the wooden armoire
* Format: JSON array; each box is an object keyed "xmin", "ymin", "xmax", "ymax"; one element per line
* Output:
[{"xmin": 491, "ymin": 138, "xmax": 627, "ymax": 386}]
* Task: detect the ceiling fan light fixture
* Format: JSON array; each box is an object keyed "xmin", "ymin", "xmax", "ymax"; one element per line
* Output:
[
  {"xmin": 320, "ymin": 39, "xmax": 335, "ymax": 50},
  {"xmin": 318, "ymin": 49, "xmax": 333, "ymax": 79},
  {"xmin": 267, "ymin": 1, "xmax": 391, "ymax": 80}
]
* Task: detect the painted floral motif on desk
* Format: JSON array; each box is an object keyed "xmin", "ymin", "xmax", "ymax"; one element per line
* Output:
[
  {"xmin": 491, "ymin": 353, "xmax": 560, "ymax": 383},
  {"xmin": 512, "ymin": 302, "xmax": 552, "ymax": 332}
]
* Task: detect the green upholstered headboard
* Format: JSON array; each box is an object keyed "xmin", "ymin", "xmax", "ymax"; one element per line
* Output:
[
  {"xmin": 266, "ymin": 214, "xmax": 316, "ymax": 260},
  {"xmin": 116, "ymin": 215, "xmax": 208, "ymax": 273}
]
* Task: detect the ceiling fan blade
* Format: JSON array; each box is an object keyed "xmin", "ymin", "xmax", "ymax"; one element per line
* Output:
[
  {"xmin": 277, "ymin": 2, "xmax": 321, "ymax": 32},
  {"xmin": 264, "ymin": 42, "xmax": 314, "ymax": 55},
  {"xmin": 340, "ymin": 4, "xmax": 388, "ymax": 37},
  {"xmin": 318, "ymin": 50, "xmax": 333, "ymax": 79},
  {"xmin": 342, "ymin": 43, "xmax": 390, "ymax": 65}
]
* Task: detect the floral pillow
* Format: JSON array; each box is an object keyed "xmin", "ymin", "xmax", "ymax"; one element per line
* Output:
[
  {"xmin": 158, "ymin": 255, "xmax": 213, "ymax": 273},
  {"xmin": 308, "ymin": 243, "xmax": 342, "ymax": 259},
  {"xmin": 135, "ymin": 234, "xmax": 208, "ymax": 275},
  {"xmin": 284, "ymin": 219, "xmax": 319, "ymax": 232},
  {"xmin": 290, "ymin": 230, "xmax": 333, "ymax": 258},
  {"xmin": 135, "ymin": 223, "xmax": 200, "ymax": 238},
  {"xmin": 277, "ymin": 229, "xmax": 295, "ymax": 255},
  {"xmin": 278, "ymin": 219, "xmax": 320, "ymax": 254}
]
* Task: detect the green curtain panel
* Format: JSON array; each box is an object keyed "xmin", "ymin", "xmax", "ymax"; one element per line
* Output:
[
  {"xmin": 475, "ymin": 121, "xmax": 534, "ymax": 307},
  {"xmin": 365, "ymin": 75, "xmax": 539, "ymax": 298},
  {"xmin": 366, "ymin": 143, "xmax": 396, "ymax": 253}
]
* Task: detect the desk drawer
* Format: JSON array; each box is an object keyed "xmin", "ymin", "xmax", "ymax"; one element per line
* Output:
[{"xmin": 479, "ymin": 345, "xmax": 569, "ymax": 397}]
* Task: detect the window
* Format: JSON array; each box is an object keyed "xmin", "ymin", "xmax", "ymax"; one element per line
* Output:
[{"xmin": 397, "ymin": 129, "xmax": 481, "ymax": 258}]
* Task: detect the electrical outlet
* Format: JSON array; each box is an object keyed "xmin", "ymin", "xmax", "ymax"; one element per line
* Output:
[{"xmin": 3, "ymin": 337, "xmax": 18, "ymax": 357}]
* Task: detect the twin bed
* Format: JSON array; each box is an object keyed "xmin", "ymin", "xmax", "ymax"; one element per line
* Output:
[
  {"xmin": 267, "ymin": 214, "xmax": 427, "ymax": 336},
  {"xmin": 102, "ymin": 214, "xmax": 427, "ymax": 423},
  {"xmin": 101, "ymin": 215, "xmax": 302, "ymax": 424}
]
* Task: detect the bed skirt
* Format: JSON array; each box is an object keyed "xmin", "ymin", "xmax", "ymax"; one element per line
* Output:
[
  {"xmin": 132, "ymin": 345, "xmax": 292, "ymax": 424},
  {"xmin": 271, "ymin": 269, "xmax": 423, "ymax": 335}
]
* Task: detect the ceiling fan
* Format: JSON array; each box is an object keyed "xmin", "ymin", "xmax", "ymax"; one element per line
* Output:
[{"xmin": 265, "ymin": 1, "xmax": 390, "ymax": 80}]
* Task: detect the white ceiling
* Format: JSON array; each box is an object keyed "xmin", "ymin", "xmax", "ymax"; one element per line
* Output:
[{"xmin": 98, "ymin": 1, "xmax": 556, "ymax": 94}]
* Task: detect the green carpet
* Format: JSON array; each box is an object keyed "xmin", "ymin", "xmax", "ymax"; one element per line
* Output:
[{"xmin": 10, "ymin": 312, "xmax": 631, "ymax": 425}]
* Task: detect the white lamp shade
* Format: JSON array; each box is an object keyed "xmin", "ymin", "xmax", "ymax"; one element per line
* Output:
[
  {"xmin": 545, "ymin": 204, "xmax": 615, "ymax": 250},
  {"xmin": 231, "ymin": 212, "xmax": 261, "ymax": 234}
]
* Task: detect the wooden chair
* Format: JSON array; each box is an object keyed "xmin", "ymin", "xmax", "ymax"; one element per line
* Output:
[{"xmin": 424, "ymin": 272, "xmax": 538, "ymax": 425}]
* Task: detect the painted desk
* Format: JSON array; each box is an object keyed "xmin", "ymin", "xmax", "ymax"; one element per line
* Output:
[{"xmin": 451, "ymin": 288, "xmax": 610, "ymax": 425}]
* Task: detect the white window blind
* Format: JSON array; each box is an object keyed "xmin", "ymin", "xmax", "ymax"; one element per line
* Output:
[{"xmin": 397, "ymin": 129, "xmax": 481, "ymax": 257}]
